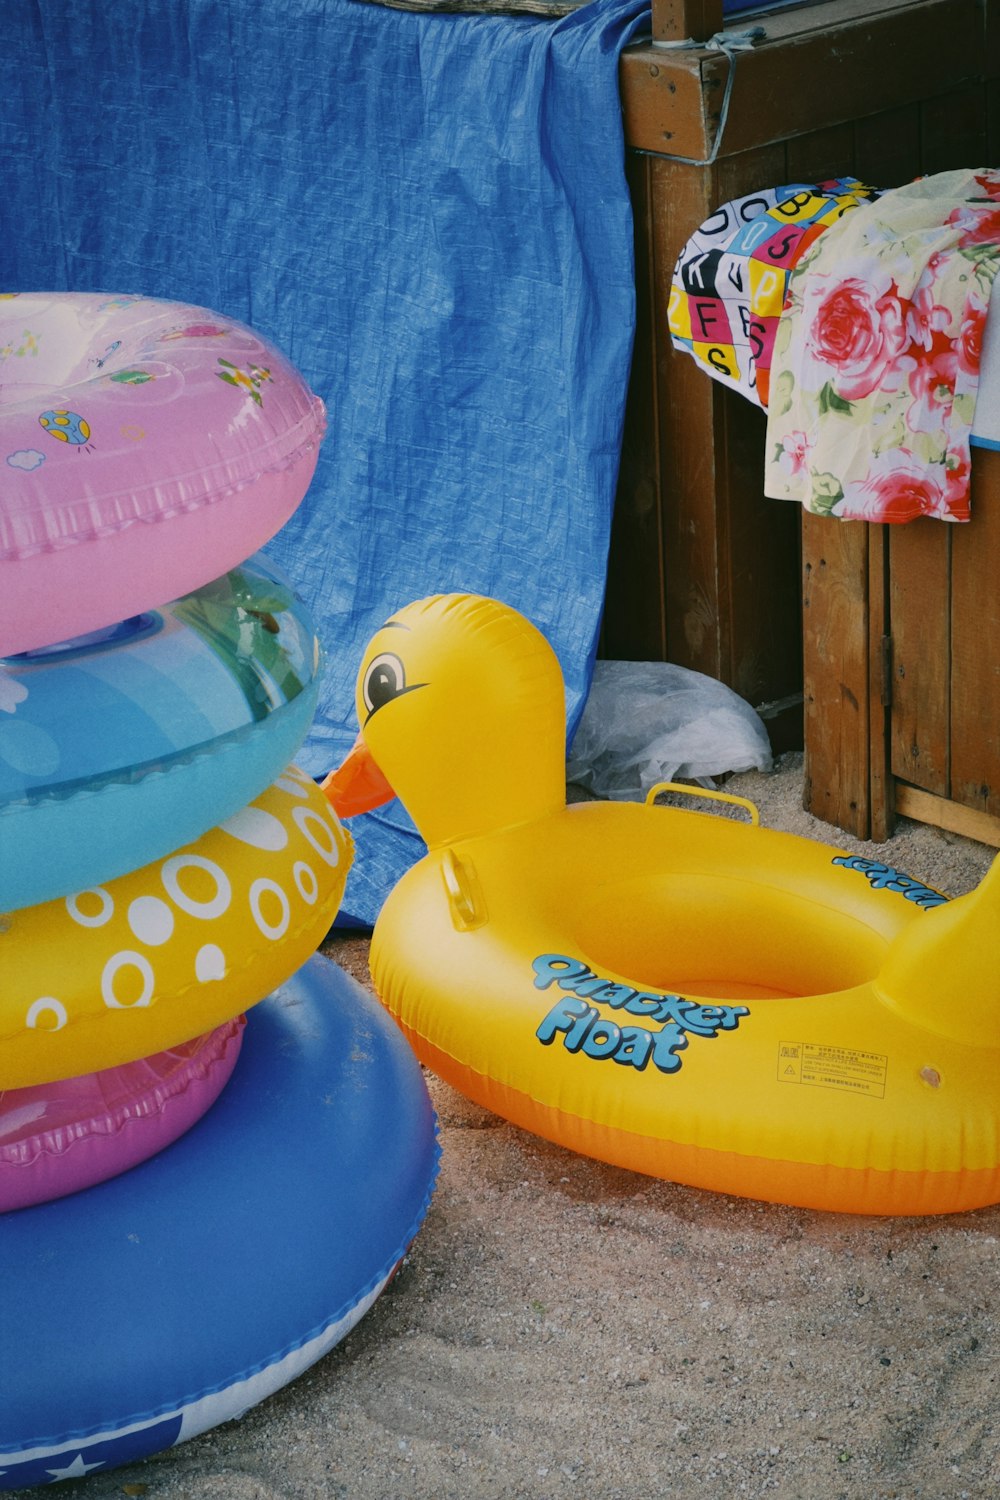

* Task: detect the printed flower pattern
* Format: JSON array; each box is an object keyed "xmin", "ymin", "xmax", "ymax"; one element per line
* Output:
[
  {"xmin": 836, "ymin": 451, "xmax": 949, "ymax": 522},
  {"xmin": 802, "ymin": 275, "xmax": 909, "ymax": 402},
  {"xmin": 765, "ymin": 169, "xmax": 1000, "ymax": 524}
]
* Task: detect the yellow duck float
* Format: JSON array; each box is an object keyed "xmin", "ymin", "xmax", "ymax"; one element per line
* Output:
[{"xmin": 324, "ymin": 594, "xmax": 1000, "ymax": 1216}]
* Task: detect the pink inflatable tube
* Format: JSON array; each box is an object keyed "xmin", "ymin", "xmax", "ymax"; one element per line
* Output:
[
  {"xmin": 0, "ymin": 1017, "xmax": 244, "ymax": 1213},
  {"xmin": 0, "ymin": 294, "xmax": 325, "ymax": 656}
]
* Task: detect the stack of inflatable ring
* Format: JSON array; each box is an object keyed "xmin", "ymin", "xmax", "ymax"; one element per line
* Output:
[{"xmin": 0, "ymin": 293, "xmax": 439, "ymax": 1489}]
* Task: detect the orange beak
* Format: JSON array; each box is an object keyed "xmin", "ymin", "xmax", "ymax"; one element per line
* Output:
[{"xmin": 321, "ymin": 734, "xmax": 396, "ymax": 818}]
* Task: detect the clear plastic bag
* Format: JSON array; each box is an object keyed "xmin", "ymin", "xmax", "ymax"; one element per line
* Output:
[{"xmin": 567, "ymin": 660, "xmax": 772, "ymax": 801}]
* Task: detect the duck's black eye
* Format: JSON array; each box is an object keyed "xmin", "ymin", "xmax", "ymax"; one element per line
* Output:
[{"xmin": 363, "ymin": 652, "xmax": 406, "ymax": 718}]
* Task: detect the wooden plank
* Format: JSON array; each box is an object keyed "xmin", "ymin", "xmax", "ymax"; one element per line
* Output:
[
  {"xmin": 603, "ymin": 155, "xmax": 667, "ymax": 661},
  {"xmin": 801, "ymin": 513, "xmax": 872, "ymax": 838},
  {"xmin": 619, "ymin": 47, "xmax": 714, "ymax": 163},
  {"xmin": 988, "ymin": 0, "xmax": 1000, "ymax": 81},
  {"xmin": 605, "ymin": 146, "xmax": 806, "ymax": 692},
  {"xmin": 784, "ymin": 121, "xmax": 855, "ymax": 185},
  {"xmin": 714, "ymin": 141, "xmax": 808, "ymax": 716},
  {"xmin": 712, "ymin": 140, "xmax": 788, "ymax": 206},
  {"xmin": 620, "ymin": 0, "xmax": 982, "ymax": 159},
  {"xmin": 867, "ymin": 525, "xmax": 892, "ymax": 842},
  {"xmin": 657, "ymin": 143, "xmax": 805, "ymax": 705},
  {"xmin": 736, "ymin": 0, "xmax": 959, "ymax": 41},
  {"xmin": 895, "ymin": 783, "xmax": 1000, "ymax": 849},
  {"xmin": 645, "ymin": 158, "xmax": 725, "ymax": 679},
  {"xmin": 716, "ymin": 0, "xmax": 980, "ymax": 158},
  {"xmin": 716, "ymin": 389, "xmax": 803, "ymax": 711},
  {"xmin": 651, "ymin": 0, "xmax": 722, "ymax": 43},
  {"xmin": 708, "ymin": 128, "xmax": 856, "ymax": 725},
  {"xmin": 949, "ymin": 449, "xmax": 1000, "ymax": 819},
  {"xmin": 852, "ymin": 103, "xmax": 923, "ymax": 190},
  {"xmin": 919, "ymin": 84, "xmax": 987, "ymax": 173},
  {"xmin": 887, "ymin": 521, "xmax": 951, "ymax": 798}
]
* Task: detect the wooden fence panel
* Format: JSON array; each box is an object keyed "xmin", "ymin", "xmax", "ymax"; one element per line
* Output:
[
  {"xmin": 611, "ymin": 0, "xmax": 998, "ymax": 803},
  {"xmin": 950, "ymin": 451, "xmax": 1000, "ymax": 820},
  {"xmin": 801, "ymin": 513, "xmax": 872, "ymax": 838},
  {"xmin": 887, "ymin": 523, "xmax": 952, "ymax": 799}
]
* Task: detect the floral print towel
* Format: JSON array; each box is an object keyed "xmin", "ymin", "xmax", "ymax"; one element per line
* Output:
[{"xmin": 764, "ymin": 169, "xmax": 1000, "ymax": 523}]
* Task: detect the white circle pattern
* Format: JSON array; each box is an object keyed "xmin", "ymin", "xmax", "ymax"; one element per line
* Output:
[
  {"xmin": 195, "ymin": 944, "xmax": 227, "ymax": 982},
  {"xmin": 292, "ymin": 807, "xmax": 341, "ymax": 868},
  {"xmin": 276, "ymin": 773, "xmax": 311, "ymax": 799},
  {"xmin": 293, "ymin": 861, "xmax": 319, "ymax": 905},
  {"xmin": 26, "ymin": 997, "xmax": 68, "ymax": 1031},
  {"xmin": 161, "ymin": 854, "xmax": 232, "ymax": 920},
  {"xmin": 128, "ymin": 895, "xmax": 175, "ymax": 946},
  {"xmin": 66, "ymin": 888, "xmax": 114, "ymax": 928},
  {"xmin": 220, "ymin": 806, "xmax": 289, "ymax": 852},
  {"xmin": 102, "ymin": 951, "xmax": 155, "ymax": 1009},
  {"xmin": 249, "ymin": 878, "xmax": 291, "ymax": 941}
]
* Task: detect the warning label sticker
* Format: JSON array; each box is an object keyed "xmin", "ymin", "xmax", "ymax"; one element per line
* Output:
[{"xmin": 777, "ymin": 1042, "xmax": 887, "ymax": 1099}]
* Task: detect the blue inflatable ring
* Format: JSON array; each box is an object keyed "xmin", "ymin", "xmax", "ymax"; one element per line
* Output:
[
  {"xmin": 0, "ymin": 554, "xmax": 320, "ymax": 912},
  {"xmin": 0, "ymin": 957, "xmax": 440, "ymax": 1488}
]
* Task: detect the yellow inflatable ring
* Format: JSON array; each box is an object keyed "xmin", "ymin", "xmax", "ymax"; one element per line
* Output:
[
  {"xmin": 3, "ymin": 765, "xmax": 350, "ymax": 1088},
  {"xmin": 325, "ymin": 594, "xmax": 1000, "ymax": 1217}
]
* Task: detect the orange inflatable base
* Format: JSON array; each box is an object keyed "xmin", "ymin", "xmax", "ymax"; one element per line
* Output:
[{"xmin": 402, "ymin": 1025, "xmax": 1000, "ymax": 1218}]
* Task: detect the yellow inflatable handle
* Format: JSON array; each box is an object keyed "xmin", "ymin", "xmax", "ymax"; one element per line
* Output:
[{"xmin": 644, "ymin": 780, "xmax": 761, "ymax": 826}]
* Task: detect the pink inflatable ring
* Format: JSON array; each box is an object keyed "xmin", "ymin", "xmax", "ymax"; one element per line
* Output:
[
  {"xmin": 0, "ymin": 293, "xmax": 325, "ymax": 656},
  {"xmin": 0, "ymin": 1017, "xmax": 244, "ymax": 1214}
]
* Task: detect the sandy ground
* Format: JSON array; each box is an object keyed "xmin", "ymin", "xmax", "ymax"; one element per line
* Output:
[{"xmin": 15, "ymin": 755, "xmax": 999, "ymax": 1500}]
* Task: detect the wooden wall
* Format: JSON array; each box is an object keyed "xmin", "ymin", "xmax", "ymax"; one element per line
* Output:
[{"xmin": 605, "ymin": 0, "xmax": 999, "ymax": 786}]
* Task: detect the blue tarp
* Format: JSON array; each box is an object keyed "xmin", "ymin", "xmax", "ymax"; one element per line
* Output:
[{"xmin": 2, "ymin": 0, "xmax": 650, "ymax": 924}]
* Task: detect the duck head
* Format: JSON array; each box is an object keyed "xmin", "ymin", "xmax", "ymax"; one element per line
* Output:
[{"xmin": 323, "ymin": 594, "xmax": 567, "ymax": 849}]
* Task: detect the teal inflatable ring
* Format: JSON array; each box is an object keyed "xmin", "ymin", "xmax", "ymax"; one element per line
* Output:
[{"xmin": 0, "ymin": 554, "xmax": 320, "ymax": 912}]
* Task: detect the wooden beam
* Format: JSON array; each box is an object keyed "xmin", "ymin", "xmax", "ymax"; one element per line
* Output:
[
  {"xmin": 950, "ymin": 448, "xmax": 1000, "ymax": 822},
  {"xmin": 895, "ymin": 784, "xmax": 1000, "ymax": 849},
  {"xmin": 867, "ymin": 525, "xmax": 892, "ymax": 843},
  {"xmin": 621, "ymin": 0, "xmax": 982, "ymax": 159},
  {"xmin": 650, "ymin": 0, "xmax": 722, "ymax": 44},
  {"xmin": 602, "ymin": 154, "xmax": 668, "ymax": 660},
  {"xmin": 801, "ymin": 514, "xmax": 872, "ymax": 840},
  {"xmin": 620, "ymin": 46, "xmax": 716, "ymax": 162},
  {"xmin": 887, "ymin": 522, "xmax": 952, "ymax": 800}
]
